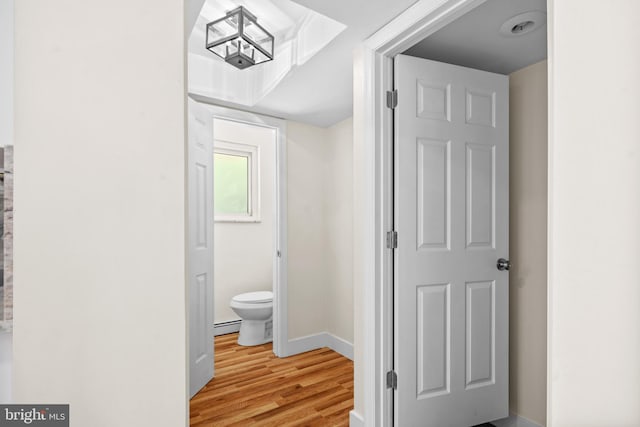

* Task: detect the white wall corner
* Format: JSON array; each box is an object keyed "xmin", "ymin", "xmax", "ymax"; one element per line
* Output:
[
  {"xmin": 349, "ymin": 409, "xmax": 365, "ymax": 427},
  {"xmin": 326, "ymin": 333, "xmax": 354, "ymax": 361},
  {"xmin": 492, "ymin": 413, "xmax": 544, "ymax": 427}
]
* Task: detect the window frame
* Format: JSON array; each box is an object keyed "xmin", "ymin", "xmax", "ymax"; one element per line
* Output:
[{"xmin": 213, "ymin": 139, "xmax": 261, "ymax": 223}]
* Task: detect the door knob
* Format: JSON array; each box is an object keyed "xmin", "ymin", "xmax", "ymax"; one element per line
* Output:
[{"xmin": 497, "ymin": 258, "xmax": 511, "ymax": 271}]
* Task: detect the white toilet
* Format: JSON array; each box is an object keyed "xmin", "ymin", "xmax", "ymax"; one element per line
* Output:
[{"xmin": 230, "ymin": 291, "xmax": 273, "ymax": 346}]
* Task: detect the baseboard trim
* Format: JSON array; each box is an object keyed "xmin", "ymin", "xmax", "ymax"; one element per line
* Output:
[
  {"xmin": 285, "ymin": 333, "xmax": 327, "ymax": 356},
  {"xmin": 325, "ymin": 333, "xmax": 354, "ymax": 360},
  {"xmin": 492, "ymin": 413, "xmax": 544, "ymax": 427},
  {"xmin": 214, "ymin": 320, "xmax": 241, "ymax": 336},
  {"xmin": 349, "ymin": 410, "xmax": 364, "ymax": 427},
  {"xmin": 285, "ymin": 332, "xmax": 354, "ymax": 361},
  {"xmin": 344, "ymin": 410, "xmax": 541, "ymax": 427}
]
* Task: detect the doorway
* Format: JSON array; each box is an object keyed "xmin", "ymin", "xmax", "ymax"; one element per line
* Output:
[
  {"xmin": 354, "ymin": 0, "xmax": 548, "ymax": 425},
  {"xmin": 211, "ymin": 113, "xmax": 285, "ymax": 350},
  {"xmin": 188, "ymin": 100, "xmax": 288, "ymax": 397}
]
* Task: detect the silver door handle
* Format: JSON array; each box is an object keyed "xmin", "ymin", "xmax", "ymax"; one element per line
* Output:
[{"xmin": 497, "ymin": 258, "xmax": 511, "ymax": 271}]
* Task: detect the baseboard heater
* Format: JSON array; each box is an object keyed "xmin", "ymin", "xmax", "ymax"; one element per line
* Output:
[{"xmin": 214, "ymin": 320, "xmax": 241, "ymax": 336}]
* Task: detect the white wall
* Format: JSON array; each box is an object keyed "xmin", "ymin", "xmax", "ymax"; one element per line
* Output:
[
  {"xmin": 326, "ymin": 118, "xmax": 354, "ymax": 343},
  {"xmin": 548, "ymin": 1, "xmax": 640, "ymax": 425},
  {"xmin": 286, "ymin": 119, "xmax": 354, "ymax": 343},
  {"xmin": 0, "ymin": 0, "xmax": 13, "ymax": 147},
  {"xmin": 352, "ymin": 48, "xmax": 366, "ymax": 416},
  {"xmin": 287, "ymin": 121, "xmax": 330, "ymax": 339},
  {"xmin": 213, "ymin": 119, "xmax": 275, "ymax": 323},
  {"xmin": 510, "ymin": 60, "xmax": 547, "ymax": 426},
  {"xmin": 13, "ymin": 1, "xmax": 187, "ymax": 426}
]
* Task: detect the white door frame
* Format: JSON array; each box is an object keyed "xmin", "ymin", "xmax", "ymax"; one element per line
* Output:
[
  {"xmin": 188, "ymin": 96, "xmax": 289, "ymax": 358},
  {"xmin": 355, "ymin": 0, "xmax": 489, "ymax": 425}
]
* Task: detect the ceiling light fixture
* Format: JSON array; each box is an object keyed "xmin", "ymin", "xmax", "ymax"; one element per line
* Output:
[{"xmin": 206, "ymin": 6, "xmax": 274, "ymax": 70}]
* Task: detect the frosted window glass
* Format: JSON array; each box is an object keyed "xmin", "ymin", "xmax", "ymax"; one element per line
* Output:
[{"xmin": 214, "ymin": 153, "xmax": 249, "ymax": 215}]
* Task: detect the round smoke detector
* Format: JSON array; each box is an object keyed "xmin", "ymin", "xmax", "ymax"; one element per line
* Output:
[{"xmin": 499, "ymin": 11, "xmax": 546, "ymax": 36}]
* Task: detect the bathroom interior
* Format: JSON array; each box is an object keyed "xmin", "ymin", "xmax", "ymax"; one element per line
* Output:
[{"xmin": 212, "ymin": 116, "xmax": 278, "ymax": 346}]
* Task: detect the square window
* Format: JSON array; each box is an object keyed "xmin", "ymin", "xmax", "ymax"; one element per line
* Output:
[
  {"xmin": 214, "ymin": 152, "xmax": 249, "ymax": 215},
  {"xmin": 213, "ymin": 140, "xmax": 260, "ymax": 222}
]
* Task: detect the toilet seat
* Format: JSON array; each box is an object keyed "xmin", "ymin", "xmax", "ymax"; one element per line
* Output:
[{"xmin": 232, "ymin": 291, "xmax": 273, "ymax": 304}]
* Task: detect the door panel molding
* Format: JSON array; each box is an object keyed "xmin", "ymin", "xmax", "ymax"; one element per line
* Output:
[
  {"xmin": 465, "ymin": 142, "xmax": 496, "ymax": 250},
  {"xmin": 465, "ymin": 280, "xmax": 495, "ymax": 389},
  {"xmin": 416, "ymin": 283, "xmax": 451, "ymax": 398},
  {"xmin": 417, "ymin": 138, "xmax": 451, "ymax": 251}
]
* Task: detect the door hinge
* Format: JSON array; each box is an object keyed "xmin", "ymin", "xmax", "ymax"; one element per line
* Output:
[
  {"xmin": 386, "ymin": 370, "xmax": 397, "ymax": 390},
  {"xmin": 386, "ymin": 90, "xmax": 398, "ymax": 109},
  {"xmin": 386, "ymin": 231, "xmax": 398, "ymax": 249}
]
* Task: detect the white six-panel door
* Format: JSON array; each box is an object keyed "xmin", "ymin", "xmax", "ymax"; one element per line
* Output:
[
  {"xmin": 394, "ymin": 55, "xmax": 509, "ymax": 426},
  {"xmin": 188, "ymin": 98, "xmax": 215, "ymax": 398}
]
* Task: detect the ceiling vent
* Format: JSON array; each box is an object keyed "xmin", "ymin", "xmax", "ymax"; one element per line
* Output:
[{"xmin": 499, "ymin": 11, "xmax": 546, "ymax": 37}]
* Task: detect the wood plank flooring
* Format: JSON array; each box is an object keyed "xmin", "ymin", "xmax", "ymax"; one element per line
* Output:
[{"xmin": 190, "ymin": 333, "xmax": 354, "ymax": 426}]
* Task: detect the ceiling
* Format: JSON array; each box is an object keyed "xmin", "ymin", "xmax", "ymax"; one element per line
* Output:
[
  {"xmin": 189, "ymin": 0, "xmax": 347, "ymax": 109},
  {"xmin": 404, "ymin": 0, "xmax": 547, "ymax": 74},
  {"xmin": 188, "ymin": 0, "xmax": 418, "ymax": 127},
  {"xmin": 188, "ymin": 0, "xmax": 547, "ymax": 128}
]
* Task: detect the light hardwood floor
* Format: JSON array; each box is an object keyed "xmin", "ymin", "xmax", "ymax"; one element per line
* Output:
[{"xmin": 190, "ymin": 333, "xmax": 354, "ymax": 426}]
